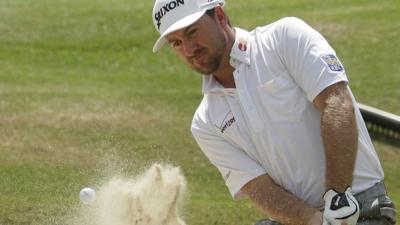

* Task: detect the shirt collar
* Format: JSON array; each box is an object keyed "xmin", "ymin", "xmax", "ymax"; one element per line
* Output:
[
  {"xmin": 202, "ymin": 27, "xmax": 251, "ymax": 94},
  {"xmin": 229, "ymin": 27, "xmax": 251, "ymax": 68}
]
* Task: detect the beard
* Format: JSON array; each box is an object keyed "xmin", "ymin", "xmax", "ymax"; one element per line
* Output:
[
  {"xmin": 188, "ymin": 33, "xmax": 227, "ymax": 75},
  {"xmin": 190, "ymin": 52, "xmax": 223, "ymax": 74}
]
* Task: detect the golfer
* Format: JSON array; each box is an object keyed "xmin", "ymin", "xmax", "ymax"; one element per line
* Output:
[{"xmin": 151, "ymin": 0, "xmax": 396, "ymax": 224}]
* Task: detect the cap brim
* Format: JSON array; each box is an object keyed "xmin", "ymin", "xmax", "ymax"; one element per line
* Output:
[{"xmin": 152, "ymin": 10, "xmax": 206, "ymax": 53}]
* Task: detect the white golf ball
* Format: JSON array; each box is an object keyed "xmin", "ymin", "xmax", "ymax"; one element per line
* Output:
[{"xmin": 79, "ymin": 187, "xmax": 96, "ymax": 204}]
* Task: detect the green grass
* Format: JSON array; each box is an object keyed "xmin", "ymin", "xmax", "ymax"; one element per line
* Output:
[{"xmin": 0, "ymin": 0, "xmax": 399, "ymax": 224}]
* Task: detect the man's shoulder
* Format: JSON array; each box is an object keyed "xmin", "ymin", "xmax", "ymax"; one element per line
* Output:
[
  {"xmin": 274, "ymin": 16, "xmax": 307, "ymax": 26},
  {"xmin": 191, "ymin": 95, "xmax": 219, "ymax": 136},
  {"xmin": 192, "ymin": 94, "xmax": 218, "ymax": 118},
  {"xmin": 191, "ymin": 94, "xmax": 230, "ymax": 128},
  {"xmin": 191, "ymin": 95, "xmax": 209, "ymax": 125},
  {"xmin": 248, "ymin": 17, "xmax": 318, "ymax": 52},
  {"xmin": 251, "ymin": 17, "xmax": 307, "ymax": 34}
]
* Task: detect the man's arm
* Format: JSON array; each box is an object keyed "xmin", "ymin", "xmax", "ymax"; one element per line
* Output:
[
  {"xmin": 240, "ymin": 82, "xmax": 358, "ymax": 225},
  {"xmin": 241, "ymin": 174, "xmax": 324, "ymax": 225},
  {"xmin": 313, "ymin": 81, "xmax": 358, "ymax": 192}
]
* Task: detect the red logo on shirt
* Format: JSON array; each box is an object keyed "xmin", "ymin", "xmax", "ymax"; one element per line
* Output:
[{"xmin": 238, "ymin": 38, "xmax": 247, "ymax": 51}]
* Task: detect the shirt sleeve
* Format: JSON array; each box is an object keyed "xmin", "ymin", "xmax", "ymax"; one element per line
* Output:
[
  {"xmin": 276, "ymin": 17, "xmax": 348, "ymax": 101},
  {"xmin": 191, "ymin": 110, "xmax": 266, "ymax": 199}
]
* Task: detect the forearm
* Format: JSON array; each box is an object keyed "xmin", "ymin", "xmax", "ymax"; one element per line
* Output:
[
  {"xmin": 320, "ymin": 89, "xmax": 358, "ymax": 192},
  {"xmin": 243, "ymin": 175, "xmax": 322, "ymax": 225}
]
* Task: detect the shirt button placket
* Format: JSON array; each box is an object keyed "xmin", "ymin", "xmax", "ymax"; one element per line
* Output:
[{"xmin": 234, "ymin": 70, "xmax": 264, "ymax": 133}]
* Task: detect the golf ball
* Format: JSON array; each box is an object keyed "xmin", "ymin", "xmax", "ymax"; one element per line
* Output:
[{"xmin": 79, "ymin": 187, "xmax": 96, "ymax": 204}]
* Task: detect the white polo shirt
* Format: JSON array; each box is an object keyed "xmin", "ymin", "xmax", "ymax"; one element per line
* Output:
[{"xmin": 191, "ymin": 17, "xmax": 384, "ymax": 207}]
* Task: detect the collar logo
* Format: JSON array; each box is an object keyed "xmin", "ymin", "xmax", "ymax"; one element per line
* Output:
[
  {"xmin": 238, "ymin": 38, "xmax": 247, "ymax": 51},
  {"xmin": 154, "ymin": 0, "xmax": 185, "ymax": 30}
]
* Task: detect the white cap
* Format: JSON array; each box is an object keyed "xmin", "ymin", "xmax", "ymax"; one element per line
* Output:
[{"xmin": 152, "ymin": 0, "xmax": 225, "ymax": 52}]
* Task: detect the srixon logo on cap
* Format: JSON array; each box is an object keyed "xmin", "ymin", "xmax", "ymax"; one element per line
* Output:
[{"xmin": 154, "ymin": 0, "xmax": 185, "ymax": 30}]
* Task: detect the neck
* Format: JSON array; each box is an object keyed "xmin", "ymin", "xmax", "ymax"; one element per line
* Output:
[{"xmin": 212, "ymin": 26, "xmax": 236, "ymax": 88}]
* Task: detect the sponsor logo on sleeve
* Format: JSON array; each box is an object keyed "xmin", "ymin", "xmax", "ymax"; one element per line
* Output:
[
  {"xmin": 321, "ymin": 54, "xmax": 344, "ymax": 72},
  {"xmin": 214, "ymin": 111, "xmax": 236, "ymax": 134},
  {"xmin": 220, "ymin": 116, "xmax": 235, "ymax": 133}
]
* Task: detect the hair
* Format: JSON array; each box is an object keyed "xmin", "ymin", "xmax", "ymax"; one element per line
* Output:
[
  {"xmin": 205, "ymin": 8, "xmax": 216, "ymax": 18},
  {"xmin": 205, "ymin": 8, "xmax": 231, "ymax": 27}
]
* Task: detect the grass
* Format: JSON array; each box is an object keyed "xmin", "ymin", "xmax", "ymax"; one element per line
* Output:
[{"xmin": 0, "ymin": 0, "xmax": 399, "ymax": 224}]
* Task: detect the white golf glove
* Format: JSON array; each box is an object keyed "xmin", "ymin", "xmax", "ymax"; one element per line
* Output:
[{"xmin": 323, "ymin": 187, "xmax": 360, "ymax": 225}]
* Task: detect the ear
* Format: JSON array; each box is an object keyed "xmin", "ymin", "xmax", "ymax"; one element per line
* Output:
[{"xmin": 214, "ymin": 6, "xmax": 228, "ymax": 27}]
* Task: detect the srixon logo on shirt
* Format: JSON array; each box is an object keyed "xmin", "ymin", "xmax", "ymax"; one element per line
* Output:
[
  {"xmin": 154, "ymin": 0, "xmax": 185, "ymax": 30},
  {"xmin": 220, "ymin": 117, "xmax": 235, "ymax": 133}
]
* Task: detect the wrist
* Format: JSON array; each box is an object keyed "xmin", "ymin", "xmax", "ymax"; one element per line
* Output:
[
  {"xmin": 325, "ymin": 181, "xmax": 353, "ymax": 193},
  {"xmin": 323, "ymin": 187, "xmax": 360, "ymax": 225}
]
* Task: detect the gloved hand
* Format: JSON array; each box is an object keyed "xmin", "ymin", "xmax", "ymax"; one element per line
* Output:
[{"xmin": 323, "ymin": 187, "xmax": 360, "ymax": 225}]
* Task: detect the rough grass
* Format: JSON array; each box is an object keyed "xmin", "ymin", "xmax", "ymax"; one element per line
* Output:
[{"xmin": 0, "ymin": 0, "xmax": 399, "ymax": 224}]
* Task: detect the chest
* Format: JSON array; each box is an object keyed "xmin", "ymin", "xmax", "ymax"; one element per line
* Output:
[
  {"xmin": 205, "ymin": 53, "xmax": 313, "ymax": 153},
  {"xmin": 230, "ymin": 61, "xmax": 310, "ymax": 128}
]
